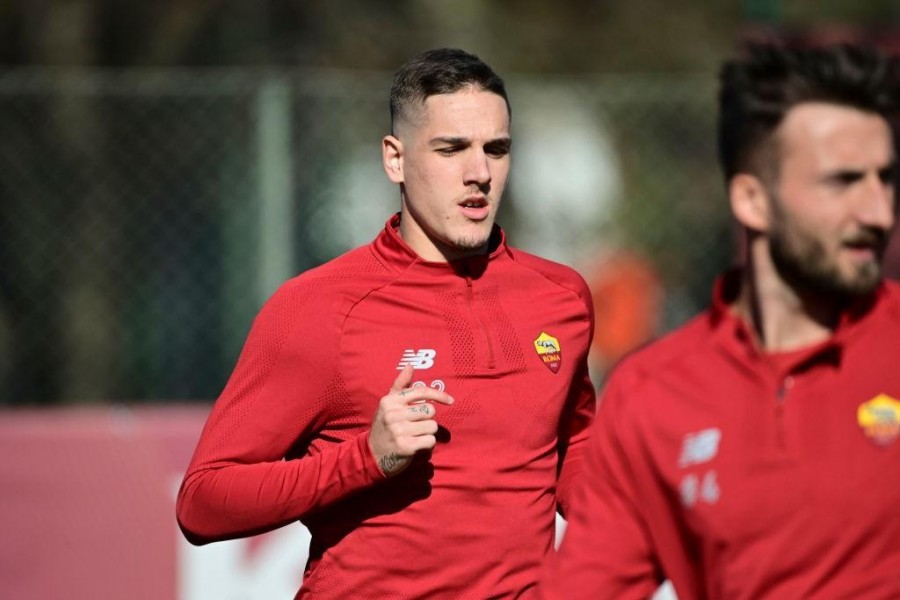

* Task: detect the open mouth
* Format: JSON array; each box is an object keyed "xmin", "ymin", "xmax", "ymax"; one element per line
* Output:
[
  {"xmin": 459, "ymin": 198, "xmax": 490, "ymax": 220},
  {"xmin": 842, "ymin": 241, "xmax": 885, "ymax": 263},
  {"xmin": 843, "ymin": 231, "xmax": 886, "ymax": 255},
  {"xmin": 460, "ymin": 197, "xmax": 487, "ymax": 208}
]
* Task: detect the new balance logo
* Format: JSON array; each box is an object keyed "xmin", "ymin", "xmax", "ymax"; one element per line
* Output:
[
  {"xmin": 679, "ymin": 428, "xmax": 721, "ymax": 468},
  {"xmin": 396, "ymin": 349, "xmax": 437, "ymax": 370}
]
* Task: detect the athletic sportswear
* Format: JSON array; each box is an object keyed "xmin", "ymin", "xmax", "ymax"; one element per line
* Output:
[
  {"xmin": 177, "ymin": 214, "xmax": 596, "ymax": 599},
  {"xmin": 538, "ymin": 270, "xmax": 900, "ymax": 600}
]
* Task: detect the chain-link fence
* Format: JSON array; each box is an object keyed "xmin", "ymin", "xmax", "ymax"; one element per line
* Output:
[{"xmin": 0, "ymin": 68, "xmax": 745, "ymax": 404}]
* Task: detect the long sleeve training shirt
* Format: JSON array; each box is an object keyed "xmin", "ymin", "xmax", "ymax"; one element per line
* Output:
[
  {"xmin": 177, "ymin": 215, "xmax": 596, "ymax": 599},
  {"xmin": 539, "ymin": 271, "xmax": 900, "ymax": 600}
]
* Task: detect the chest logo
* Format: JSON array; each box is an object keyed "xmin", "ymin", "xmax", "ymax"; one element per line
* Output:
[
  {"xmin": 533, "ymin": 332, "xmax": 562, "ymax": 374},
  {"xmin": 857, "ymin": 394, "xmax": 900, "ymax": 446},
  {"xmin": 678, "ymin": 428, "xmax": 722, "ymax": 508},
  {"xmin": 396, "ymin": 349, "xmax": 436, "ymax": 370},
  {"xmin": 679, "ymin": 428, "xmax": 721, "ymax": 467}
]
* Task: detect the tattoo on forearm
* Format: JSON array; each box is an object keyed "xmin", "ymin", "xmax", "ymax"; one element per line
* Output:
[{"xmin": 379, "ymin": 452, "xmax": 404, "ymax": 475}]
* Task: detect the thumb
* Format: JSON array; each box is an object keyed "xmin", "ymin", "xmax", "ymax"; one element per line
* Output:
[{"xmin": 389, "ymin": 363, "xmax": 415, "ymax": 393}]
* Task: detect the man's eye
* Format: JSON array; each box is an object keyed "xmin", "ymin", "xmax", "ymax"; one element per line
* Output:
[
  {"xmin": 485, "ymin": 142, "xmax": 511, "ymax": 158},
  {"xmin": 827, "ymin": 173, "xmax": 862, "ymax": 187},
  {"xmin": 437, "ymin": 147, "xmax": 460, "ymax": 156}
]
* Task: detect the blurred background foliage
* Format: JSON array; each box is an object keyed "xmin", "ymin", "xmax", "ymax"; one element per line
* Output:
[{"xmin": 2, "ymin": 0, "xmax": 900, "ymax": 404}]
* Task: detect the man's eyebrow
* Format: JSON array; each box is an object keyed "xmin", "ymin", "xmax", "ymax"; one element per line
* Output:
[
  {"xmin": 429, "ymin": 135, "xmax": 511, "ymax": 146},
  {"xmin": 430, "ymin": 136, "xmax": 470, "ymax": 146},
  {"xmin": 486, "ymin": 137, "xmax": 512, "ymax": 149},
  {"xmin": 818, "ymin": 162, "xmax": 900, "ymax": 186},
  {"xmin": 822, "ymin": 168, "xmax": 865, "ymax": 180}
]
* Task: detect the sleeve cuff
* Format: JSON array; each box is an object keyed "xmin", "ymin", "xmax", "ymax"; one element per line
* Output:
[{"xmin": 356, "ymin": 430, "xmax": 388, "ymax": 481}]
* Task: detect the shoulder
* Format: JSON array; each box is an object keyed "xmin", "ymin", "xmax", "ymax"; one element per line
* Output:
[
  {"xmin": 506, "ymin": 247, "xmax": 593, "ymax": 309},
  {"xmin": 261, "ymin": 244, "xmax": 394, "ymax": 322},
  {"xmin": 295, "ymin": 244, "xmax": 390, "ymax": 286},
  {"xmin": 603, "ymin": 311, "xmax": 714, "ymax": 398},
  {"xmin": 595, "ymin": 313, "xmax": 717, "ymax": 446}
]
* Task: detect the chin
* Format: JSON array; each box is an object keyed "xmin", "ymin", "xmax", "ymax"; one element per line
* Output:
[
  {"xmin": 816, "ymin": 263, "xmax": 882, "ymax": 298},
  {"xmin": 842, "ymin": 268, "xmax": 882, "ymax": 296},
  {"xmin": 452, "ymin": 239, "xmax": 490, "ymax": 253},
  {"xmin": 452, "ymin": 230, "xmax": 492, "ymax": 251}
]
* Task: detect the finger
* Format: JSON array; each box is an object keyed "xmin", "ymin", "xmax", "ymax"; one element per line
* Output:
[
  {"xmin": 384, "ymin": 402, "xmax": 436, "ymax": 425},
  {"xmin": 394, "ymin": 418, "xmax": 439, "ymax": 437},
  {"xmin": 394, "ymin": 385, "xmax": 454, "ymax": 406},
  {"xmin": 410, "ymin": 434, "xmax": 437, "ymax": 452},
  {"xmin": 406, "ymin": 403, "xmax": 434, "ymax": 419},
  {"xmin": 397, "ymin": 432, "xmax": 437, "ymax": 454},
  {"xmin": 405, "ymin": 388, "xmax": 454, "ymax": 405},
  {"xmin": 389, "ymin": 364, "xmax": 415, "ymax": 393}
]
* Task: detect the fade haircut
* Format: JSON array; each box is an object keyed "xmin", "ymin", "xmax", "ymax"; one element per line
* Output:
[
  {"xmin": 389, "ymin": 48, "xmax": 510, "ymax": 134},
  {"xmin": 718, "ymin": 42, "xmax": 900, "ymax": 183}
]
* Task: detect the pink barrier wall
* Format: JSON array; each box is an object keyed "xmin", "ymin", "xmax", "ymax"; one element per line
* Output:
[
  {"xmin": 0, "ymin": 407, "xmax": 673, "ymax": 600},
  {"xmin": 0, "ymin": 406, "xmax": 311, "ymax": 600}
]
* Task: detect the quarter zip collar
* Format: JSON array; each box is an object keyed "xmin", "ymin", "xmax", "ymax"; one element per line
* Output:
[
  {"xmin": 371, "ymin": 213, "xmax": 510, "ymax": 276},
  {"xmin": 708, "ymin": 268, "xmax": 888, "ymax": 376}
]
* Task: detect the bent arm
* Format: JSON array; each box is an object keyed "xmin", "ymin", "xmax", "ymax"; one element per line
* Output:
[
  {"xmin": 177, "ymin": 430, "xmax": 383, "ymax": 545},
  {"xmin": 175, "ymin": 283, "xmax": 384, "ymax": 545}
]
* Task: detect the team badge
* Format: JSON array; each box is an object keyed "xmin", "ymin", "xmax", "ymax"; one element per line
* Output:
[
  {"xmin": 857, "ymin": 393, "xmax": 900, "ymax": 446},
  {"xmin": 533, "ymin": 332, "xmax": 562, "ymax": 374}
]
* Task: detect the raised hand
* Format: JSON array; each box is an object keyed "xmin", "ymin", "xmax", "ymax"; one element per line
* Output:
[{"xmin": 368, "ymin": 364, "xmax": 454, "ymax": 477}]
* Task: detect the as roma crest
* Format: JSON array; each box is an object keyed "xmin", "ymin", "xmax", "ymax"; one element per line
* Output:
[
  {"xmin": 857, "ymin": 393, "xmax": 900, "ymax": 446},
  {"xmin": 533, "ymin": 332, "xmax": 562, "ymax": 374}
]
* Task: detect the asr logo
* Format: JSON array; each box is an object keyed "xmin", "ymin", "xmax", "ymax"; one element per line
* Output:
[
  {"xmin": 857, "ymin": 394, "xmax": 900, "ymax": 446},
  {"xmin": 533, "ymin": 332, "xmax": 562, "ymax": 374}
]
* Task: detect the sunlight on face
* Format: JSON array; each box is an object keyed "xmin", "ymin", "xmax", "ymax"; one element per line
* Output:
[
  {"xmin": 393, "ymin": 87, "xmax": 511, "ymax": 262},
  {"xmin": 767, "ymin": 103, "xmax": 896, "ymax": 297}
]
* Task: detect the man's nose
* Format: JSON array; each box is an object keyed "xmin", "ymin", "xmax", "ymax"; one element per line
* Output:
[
  {"xmin": 857, "ymin": 173, "xmax": 896, "ymax": 231},
  {"xmin": 464, "ymin": 150, "xmax": 492, "ymax": 186}
]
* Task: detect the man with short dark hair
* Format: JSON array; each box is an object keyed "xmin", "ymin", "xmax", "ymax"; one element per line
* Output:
[
  {"xmin": 177, "ymin": 48, "xmax": 596, "ymax": 598},
  {"xmin": 538, "ymin": 43, "xmax": 900, "ymax": 599}
]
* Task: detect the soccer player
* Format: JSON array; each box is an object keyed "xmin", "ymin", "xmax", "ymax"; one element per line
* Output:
[
  {"xmin": 538, "ymin": 42, "xmax": 900, "ymax": 599},
  {"xmin": 176, "ymin": 48, "xmax": 596, "ymax": 598}
]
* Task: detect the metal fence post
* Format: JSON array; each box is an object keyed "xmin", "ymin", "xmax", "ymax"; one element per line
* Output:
[{"xmin": 255, "ymin": 76, "xmax": 295, "ymax": 304}]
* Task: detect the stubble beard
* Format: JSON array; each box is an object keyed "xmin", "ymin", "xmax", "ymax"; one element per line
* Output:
[
  {"xmin": 768, "ymin": 211, "xmax": 885, "ymax": 300},
  {"xmin": 445, "ymin": 213, "xmax": 496, "ymax": 256},
  {"xmin": 451, "ymin": 231, "xmax": 491, "ymax": 252}
]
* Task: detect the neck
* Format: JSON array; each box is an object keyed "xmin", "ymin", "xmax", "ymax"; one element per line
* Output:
[
  {"xmin": 396, "ymin": 203, "xmax": 493, "ymax": 263},
  {"xmin": 735, "ymin": 240, "xmax": 844, "ymax": 352}
]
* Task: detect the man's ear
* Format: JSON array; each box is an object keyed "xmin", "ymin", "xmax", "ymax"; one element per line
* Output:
[
  {"xmin": 729, "ymin": 173, "xmax": 771, "ymax": 233},
  {"xmin": 382, "ymin": 135, "xmax": 404, "ymax": 183}
]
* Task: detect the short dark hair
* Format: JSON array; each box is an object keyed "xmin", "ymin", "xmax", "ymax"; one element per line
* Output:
[
  {"xmin": 718, "ymin": 43, "xmax": 900, "ymax": 182},
  {"xmin": 389, "ymin": 48, "xmax": 510, "ymax": 133}
]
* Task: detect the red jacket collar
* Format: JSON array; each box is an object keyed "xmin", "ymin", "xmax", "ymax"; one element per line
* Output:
[
  {"xmin": 708, "ymin": 268, "xmax": 892, "ymax": 373},
  {"xmin": 372, "ymin": 213, "xmax": 509, "ymax": 277}
]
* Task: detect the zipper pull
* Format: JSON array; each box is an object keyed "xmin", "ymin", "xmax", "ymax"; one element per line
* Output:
[{"xmin": 776, "ymin": 375, "xmax": 795, "ymax": 401}]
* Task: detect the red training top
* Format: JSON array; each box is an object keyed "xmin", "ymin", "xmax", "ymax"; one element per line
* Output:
[
  {"xmin": 539, "ymin": 271, "xmax": 900, "ymax": 600},
  {"xmin": 177, "ymin": 215, "xmax": 596, "ymax": 599}
]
